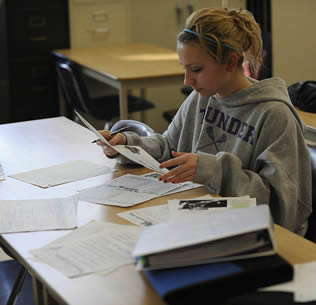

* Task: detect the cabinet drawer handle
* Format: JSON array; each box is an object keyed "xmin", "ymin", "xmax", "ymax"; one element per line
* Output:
[{"xmin": 87, "ymin": 27, "xmax": 109, "ymax": 33}]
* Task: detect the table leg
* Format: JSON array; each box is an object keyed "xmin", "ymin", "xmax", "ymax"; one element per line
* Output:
[
  {"xmin": 119, "ymin": 85, "xmax": 128, "ymax": 120},
  {"xmin": 140, "ymin": 88, "xmax": 147, "ymax": 123},
  {"xmin": 32, "ymin": 277, "xmax": 45, "ymax": 305}
]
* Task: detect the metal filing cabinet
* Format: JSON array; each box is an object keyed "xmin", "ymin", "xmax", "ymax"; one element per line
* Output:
[{"xmin": 0, "ymin": 0, "xmax": 70, "ymax": 123}]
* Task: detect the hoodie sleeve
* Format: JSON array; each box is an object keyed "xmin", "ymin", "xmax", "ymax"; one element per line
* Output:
[{"xmin": 194, "ymin": 104, "xmax": 312, "ymax": 236}]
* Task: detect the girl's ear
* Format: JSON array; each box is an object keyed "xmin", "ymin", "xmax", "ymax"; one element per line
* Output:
[{"xmin": 225, "ymin": 53, "xmax": 239, "ymax": 72}]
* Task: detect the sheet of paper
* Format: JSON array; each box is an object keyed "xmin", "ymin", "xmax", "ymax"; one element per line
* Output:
[
  {"xmin": 31, "ymin": 222, "xmax": 142, "ymax": 278},
  {"xmin": 117, "ymin": 195, "xmax": 214, "ymax": 227},
  {"xmin": 78, "ymin": 174, "xmax": 183, "ymax": 207},
  {"xmin": 0, "ymin": 161, "xmax": 6, "ymax": 181},
  {"xmin": 0, "ymin": 196, "xmax": 78, "ymax": 234},
  {"xmin": 9, "ymin": 160, "xmax": 115, "ymax": 188},
  {"xmin": 78, "ymin": 184, "xmax": 157, "ymax": 207},
  {"xmin": 262, "ymin": 261, "xmax": 316, "ymax": 302},
  {"xmin": 168, "ymin": 196, "xmax": 256, "ymax": 221},
  {"xmin": 294, "ymin": 261, "xmax": 316, "ymax": 302},
  {"xmin": 118, "ymin": 204, "xmax": 169, "ymax": 227},
  {"xmin": 109, "ymin": 174, "xmax": 182, "ymax": 195},
  {"xmin": 74, "ymin": 110, "xmax": 168, "ymax": 174},
  {"xmin": 142, "ymin": 172, "xmax": 203, "ymax": 194}
]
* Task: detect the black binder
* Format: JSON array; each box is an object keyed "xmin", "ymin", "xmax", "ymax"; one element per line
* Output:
[{"xmin": 144, "ymin": 254, "xmax": 293, "ymax": 305}]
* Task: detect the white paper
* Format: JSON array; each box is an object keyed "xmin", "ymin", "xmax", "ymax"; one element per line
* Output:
[
  {"xmin": 74, "ymin": 110, "xmax": 168, "ymax": 174},
  {"xmin": 77, "ymin": 174, "xmax": 183, "ymax": 207},
  {"xmin": 117, "ymin": 195, "xmax": 214, "ymax": 227},
  {"xmin": 262, "ymin": 261, "xmax": 316, "ymax": 302},
  {"xmin": 9, "ymin": 160, "xmax": 115, "ymax": 188},
  {"xmin": 31, "ymin": 221, "xmax": 142, "ymax": 278},
  {"xmin": 168, "ymin": 196, "xmax": 256, "ymax": 221},
  {"xmin": 118, "ymin": 204, "xmax": 169, "ymax": 227},
  {"xmin": 78, "ymin": 184, "xmax": 157, "ymax": 207},
  {"xmin": 0, "ymin": 161, "xmax": 6, "ymax": 181},
  {"xmin": 142, "ymin": 172, "xmax": 202, "ymax": 194},
  {"xmin": 109, "ymin": 174, "xmax": 182, "ymax": 195},
  {"xmin": 294, "ymin": 261, "xmax": 316, "ymax": 302},
  {"xmin": 0, "ymin": 196, "xmax": 78, "ymax": 234}
]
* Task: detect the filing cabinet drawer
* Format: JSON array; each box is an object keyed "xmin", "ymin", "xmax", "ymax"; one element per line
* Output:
[{"xmin": 69, "ymin": 0, "xmax": 129, "ymax": 47}]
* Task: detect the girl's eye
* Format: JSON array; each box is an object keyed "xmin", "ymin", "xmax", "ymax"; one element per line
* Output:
[{"xmin": 191, "ymin": 67, "xmax": 202, "ymax": 73}]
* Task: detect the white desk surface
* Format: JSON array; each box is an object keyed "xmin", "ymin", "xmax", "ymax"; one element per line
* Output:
[{"xmin": 1, "ymin": 117, "xmax": 316, "ymax": 305}]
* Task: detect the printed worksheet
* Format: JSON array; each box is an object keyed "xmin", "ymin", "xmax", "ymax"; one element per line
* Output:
[
  {"xmin": 77, "ymin": 174, "xmax": 183, "ymax": 207},
  {"xmin": 9, "ymin": 160, "xmax": 115, "ymax": 188},
  {"xmin": 0, "ymin": 196, "xmax": 78, "ymax": 234},
  {"xmin": 31, "ymin": 221, "xmax": 142, "ymax": 278},
  {"xmin": 74, "ymin": 110, "xmax": 168, "ymax": 174},
  {"xmin": 118, "ymin": 204, "xmax": 169, "ymax": 227}
]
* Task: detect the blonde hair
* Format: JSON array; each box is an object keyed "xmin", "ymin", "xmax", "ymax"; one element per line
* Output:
[{"xmin": 177, "ymin": 8, "xmax": 263, "ymax": 73}]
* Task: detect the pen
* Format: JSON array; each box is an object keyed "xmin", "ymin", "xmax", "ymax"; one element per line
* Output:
[{"xmin": 91, "ymin": 126, "xmax": 129, "ymax": 143}]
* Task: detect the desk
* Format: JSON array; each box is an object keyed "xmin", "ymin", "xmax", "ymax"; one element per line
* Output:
[
  {"xmin": 296, "ymin": 107, "xmax": 316, "ymax": 129},
  {"xmin": 1, "ymin": 117, "xmax": 316, "ymax": 305},
  {"xmin": 52, "ymin": 43, "xmax": 184, "ymax": 121}
]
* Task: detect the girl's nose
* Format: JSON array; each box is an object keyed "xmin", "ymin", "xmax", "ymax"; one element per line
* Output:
[{"xmin": 184, "ymin": 71, "xmax": 194, "ymax": 87}]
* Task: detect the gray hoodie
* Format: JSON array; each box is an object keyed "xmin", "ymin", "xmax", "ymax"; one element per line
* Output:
[{"xmin": 124, "ymin": 77, "xmax": 312, "ymax": 236}]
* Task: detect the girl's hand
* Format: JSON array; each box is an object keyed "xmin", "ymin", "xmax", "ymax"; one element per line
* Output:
[
  {"xmin": 159, "ymin": 151, "xmax": 198, "ymax": 183},
  {"xmin": 96, "ymin": 130, "xmax": 127, "ymax": 157}
]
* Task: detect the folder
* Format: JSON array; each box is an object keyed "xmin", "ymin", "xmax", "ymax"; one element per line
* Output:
[
  {"xmin": 144, "ymin": 254, "xmax": 293, "ymax": 305},
  {"xmin": 133, "ymin": 205, "xmax": 276, "ymax": 270}
]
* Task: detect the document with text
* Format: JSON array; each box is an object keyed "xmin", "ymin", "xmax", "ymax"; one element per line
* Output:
[
  {"xmin": 74, "ymin": 110, "xmax": 168, "ymax": 174},
  {"xmin": 31, "ymin": 221, "xmax": 142, "ymax": 278},
  {"xmin": 78, "ymin": 174, "xmax": 184, "ymax": 207},
  {"xmin": 0, "ymin": 196, "xmax": 78, "ymax": 234},
  {"xmin": 9, "ymin": 160, "xmax": 116, "ymax": 188}
]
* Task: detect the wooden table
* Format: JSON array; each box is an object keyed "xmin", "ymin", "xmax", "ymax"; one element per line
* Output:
[
  {"xmin": 296, "ymin": 107, "xmax": 316, "ymax": 129},
  {"xmin": 52, "ymin": 43, "xmax": 184, "ymax": 121},
  {"xmin": 1, "ymin": 117, "xmax": 316, "ymax": 305}
]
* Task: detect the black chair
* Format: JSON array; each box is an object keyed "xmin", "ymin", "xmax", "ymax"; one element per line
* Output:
[
  {"xmin": 110, "ymin": 119, "xmax": 154, "ymax": 137},
  {"xmin": 305, "ymin": 144, "xmax": 316, "ymax": 242},
  {"xmin": 162, "ymin": 86, "xmax": 193, "ymax": 123},
  {"xmin": 56, "ymin": 60, "xmax": 155, "ymax": 129},
  {"xmin": 0, "ymin": 243, "xmax": 34, "ymax": 305}
]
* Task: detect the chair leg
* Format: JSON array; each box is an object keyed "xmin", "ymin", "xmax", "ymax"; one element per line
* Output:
[{"xmin": 6, "ymin": 265, "xmax": 27, "ymax": 305}]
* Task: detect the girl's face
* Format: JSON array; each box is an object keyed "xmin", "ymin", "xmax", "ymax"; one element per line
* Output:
[{"xmin": 177, "ymin": 42, "xmax": 232, "ymax": 98}]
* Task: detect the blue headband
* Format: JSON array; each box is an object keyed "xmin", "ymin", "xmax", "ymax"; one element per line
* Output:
[{"xmin": 183, "ymin": 29, "xmax": 242, "ymax": 52}]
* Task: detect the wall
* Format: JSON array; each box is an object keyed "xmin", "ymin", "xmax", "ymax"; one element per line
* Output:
[
  {"xmin": 68, "ymin": 0, "xmax": 245, "ymax": 132},
  {"xmin": 128, "ymin": 0, "xmax": 245, "ymax": 132},
  {"xmin": 272, "ymin": 0, "xmax": 316, "ymax": 86}
]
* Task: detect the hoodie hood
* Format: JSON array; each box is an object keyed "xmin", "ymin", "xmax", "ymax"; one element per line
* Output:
[{"xmin": 213, "ymin": 77, "xmax": 305, "ymax": 131}]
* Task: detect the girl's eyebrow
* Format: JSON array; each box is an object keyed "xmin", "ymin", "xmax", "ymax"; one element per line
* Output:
[{"xmin": 180, "ymin": 62, "xmax": 202, "ymax": 67}]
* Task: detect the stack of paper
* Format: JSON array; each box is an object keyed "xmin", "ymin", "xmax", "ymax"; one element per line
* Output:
[
  {"xmin": 117, "ymin": 195, "xmax": 256, "ymax": 227},
  {"xmin": 77, "ymin": 173, "xmax": 200, "ymax": 207}
]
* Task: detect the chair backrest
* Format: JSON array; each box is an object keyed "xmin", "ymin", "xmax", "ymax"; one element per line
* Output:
[
  {"xmin": 306, "ymin": 144, "xmax": 316, "ymax": 242},
  {"xmin": 56, "ymin": 60, "xmax": 92, "ymax": 116},
  {"xmin": 110, "ymin": 119, "xmax": 154, "ymax": 137}
]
